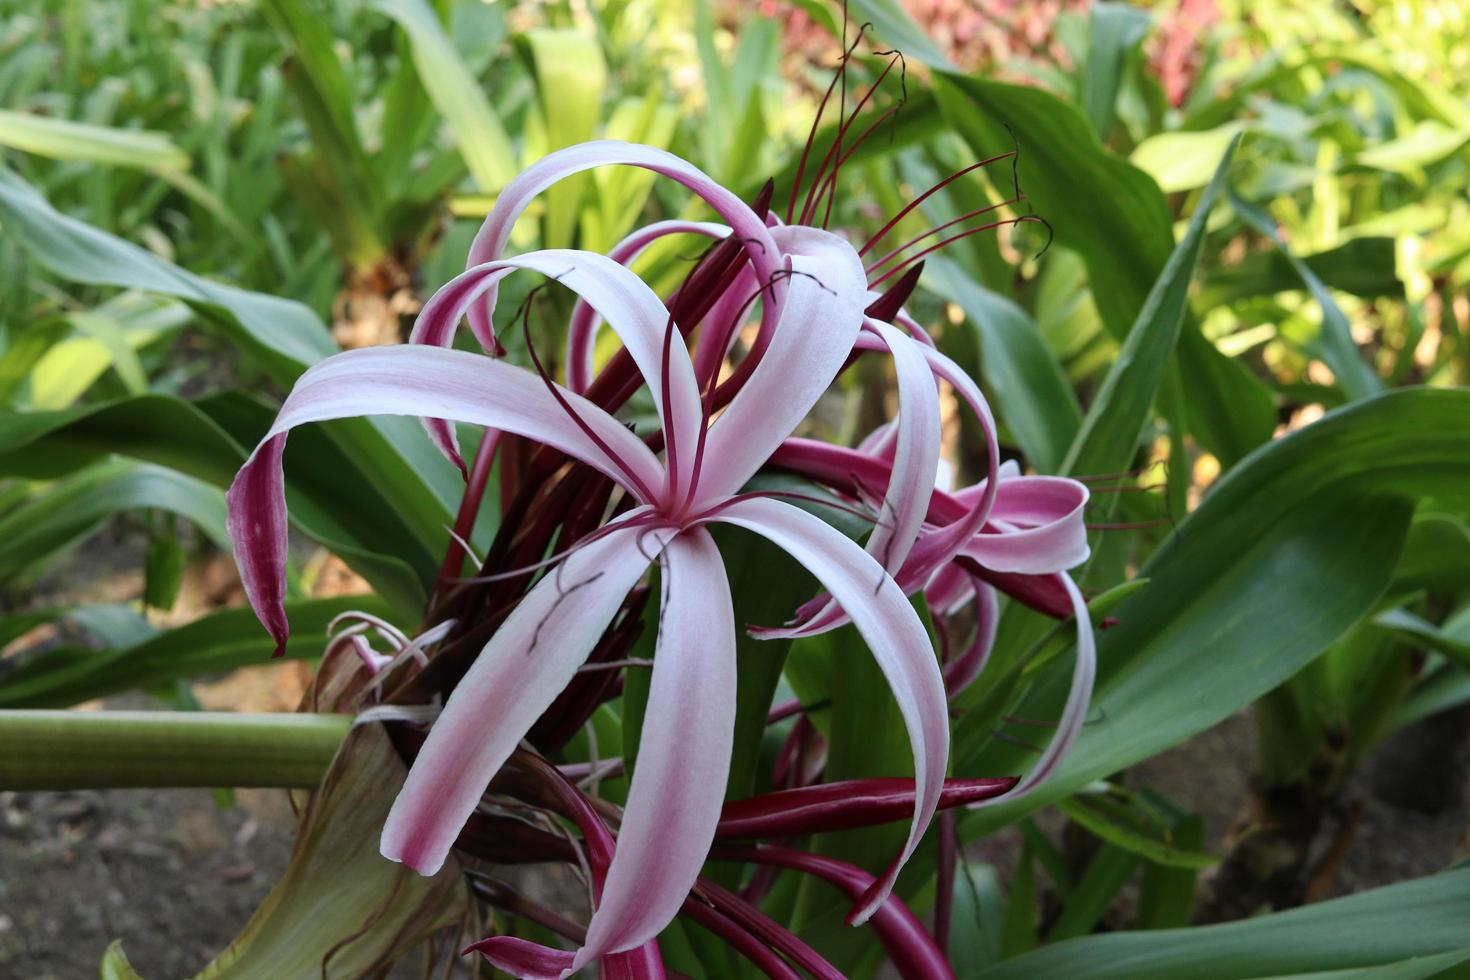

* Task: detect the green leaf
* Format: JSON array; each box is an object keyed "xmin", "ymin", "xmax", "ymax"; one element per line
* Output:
[
  {"xmin": 1131, "ymin": 123, "xmax": 1247, "ymax": 193},
  {"xmin": 0, "ymin": 110, "xmax": 189, "ymax": 171},
  {"xmin": 1080, "ymin": 2, "xmax": 1151, "ymax": 139},
  {"xmin": 1047, "ymin": 843, "xmax": 1139, "ymax": 942},
  {"xmin": 999, "ymin": 842, "xmax": 1038, "ymax": 959},
  {"xmin": 99, "ymin": 939, "xmax": 144, "ymax": 980},
  {"xmin": 0, "ymin": 460, "xmax": 226, "ymax": 581},
  {"xmin": 370, "ymin": 0, "xmax": 517, "ymax": 192},
  {"xmin": 1372, "ymin": 607, "xmax": 1470, "ymax": 670},
  {"xmin": 1232, "ymin": 191, "xmax": 1382, "ymax": 402},
  {"xmin": 848, "ymin": 0, "xmax": 954, "ymax": 70},
  {"xmin": 0, "ymin": 396, "xmax": 428, "ymax": 614},
  {"xmin": 0, "ymin": 169, "xmax": 459, "ymax": 589},
  {"xmin": 934, "ymin": 73, "xmax": 1276, "ymax": 466},
  {"xmin": 975, "ymin": 868, "xmax": 1470, "ymax": 980},
  {"xmin": 0, "ymin": 165, "xmax": 334, "ymax": 382},
  {"xmin": 1199, "ymin": 237, "xmax": 1402, "ymax": 308},
  {"xmin": 959, "ymin": 388, "xmax": 1470, "ymax": 829},
  {"xmin": 1136, "ymin": 813, "xmax": 1204, "ymax": 928},
  {"xmin": 143, "ymin": 531, "xmax": 188, "ymax": 612},
  {"xmin": 0, "ymin": 596, "xmax": 393, "ymax": 709},
  {"xmin": 924, "ymin": 257, "xmax": 1080, "ymax": 472},
  {"xmin": 0, "ymin": 318, "xmax": 69, "ymax": 405},
  {"xmin": 950, "ymin": 862, "xmax": 1006, "ymax": 974},
  {"xmin": 1057, "ymin": 793, "xmax": 1217, "ymax": 870},
  {"xmin": 1061, "ymin": 135, "xmax": 1238, "ymax": 478},
  {"xmin": 1354, "ymin": 121, "xmax": 1470, "ymax": 175},
  {"xmin": 67, "ymin": 310, "xmax": 149, "ymax": 395}
]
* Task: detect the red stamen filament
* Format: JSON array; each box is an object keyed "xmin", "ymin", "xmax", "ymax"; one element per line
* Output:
[
  {"xmin": 863, "ymin": 197, "xmax": 1022, "ymax": 274},
  {"xmin": 867, "ymin": 216, "xmax": 1044, "ymax": 288},
  {"xmin": 786, "ymin": 30, "xmax": 868, "ymax": 223},
  {"xmin": 859, "ymin": 151, "xmax": 1017, "ymax": 257},
  {"xmin": 800, "ymin": 51, "xmax": 900, "ymax": 226},
  {"xmin": 805, "ymin": 102, "xmax": 904, "ymax": 227}
]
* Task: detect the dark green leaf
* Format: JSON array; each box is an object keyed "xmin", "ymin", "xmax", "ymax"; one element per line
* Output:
[
  {"xmin": 1199, "ymin": 237, "xmax": 1403, "ymax": 308},
  {"xmin": 959, "ymin": 388, "xmax": 1470, "ymax": 828},
  {"xmin": 1136, "ymin": 813, "xmax": 1204, "ymax": 929},
  {"xmin": 1061, "ymin": 136, "xmax": 1239, "ymax": 477},
  {"xmin": 1047, "ymin": 843, "xmax": 1139, "ymax": 942},
  {"xmin": 976, "ymin": 868, "xmax": 1470, "ymax": 980}
]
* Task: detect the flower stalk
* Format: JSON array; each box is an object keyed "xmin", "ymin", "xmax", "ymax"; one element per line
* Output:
[{"xmin": 0, "ymin": 709, "xmax": 351, "ymax": 789}]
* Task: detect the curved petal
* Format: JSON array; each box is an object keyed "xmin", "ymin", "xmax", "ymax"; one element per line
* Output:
[
  {"xmin": 705, "ymin": 497, "xmax": 947, "ymax": 924},
  {"xmin": 226, "ymin": 346, "xmax": 664, "ymax": 655},
  {"xmin": 464, "ymin": 141, "xmax": 780, "ymax": 352},
  {"xmin": 883, "ymin": 343, "xmax": 1001, "ymax": 581},
  {"xmin": 940, "ymin": 577, "xmax": 998, "ymax": 699},
  {"xmin": 754, "ymin": 321, "xmax": 939, "ymax": 641},
  {"xmin": 967, "ymin": 572, "xmax": 1095, "ymax": 805},
  {"xmin": 568, "ymin": 220, "xmax": 731, "ymax": 393},
  {"xmin": 958, "ymin": 476, "xmax": 1089, "ymax": 574},
  {"xmin": 602, "ymin": 944, "xmax": 667, "ymax": 980},
  {"xmin": 923, "ymin": 562, "xmax": 970, "ymax": 615},
  {"xmin": 467, "ymin": 938, "xmax": 572, "ymax": 980},
  {"xmin": 574, "ymin": 528, "xmax": 737, "ymax": 967},
  {"xmin": 693, "ymin": 227, "xmax": 869, "ymax": 503},
  {"xmin": 410, "ymin": 250, "xmax": 703, "ymax": 492},
  {"xmin": 381, "ymin": 523, "xmax": 660, "ymax": 876},
  {"xmin": 759, "ymin": 343, "xmax": 1001, "ymax": 638}
]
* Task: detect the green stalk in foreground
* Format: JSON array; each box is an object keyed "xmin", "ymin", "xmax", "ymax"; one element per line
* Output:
[{"xmin": 0, "ymin": 710, "xmax": 350, "ymax": 790}]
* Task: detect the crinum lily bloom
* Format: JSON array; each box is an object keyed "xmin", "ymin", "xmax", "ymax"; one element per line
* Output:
[{"xmin": 227, "ymin": 141, "xmax": 988, "ymax": 975}]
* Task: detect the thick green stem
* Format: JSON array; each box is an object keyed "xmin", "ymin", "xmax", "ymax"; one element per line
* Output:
[{"xmin": 0, "ymin": 710, "xmax": 351, "ymax": 790}]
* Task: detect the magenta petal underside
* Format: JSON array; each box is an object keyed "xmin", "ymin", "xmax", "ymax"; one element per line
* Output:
[{"xmin": 465, "ymin": 937, "xmax": 573, "ymax": 980}]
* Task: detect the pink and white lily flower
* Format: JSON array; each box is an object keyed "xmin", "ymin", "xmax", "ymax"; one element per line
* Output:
[{"xmin": 226, "ymin": 141, "xmax": 995, "ymax": 975}]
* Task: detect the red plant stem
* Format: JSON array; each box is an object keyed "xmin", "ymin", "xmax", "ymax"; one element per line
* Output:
[
  {"xmin": 801, "ymin": 53, "xmax": 900, "ymax": 225},
  {"xmin": 806, "ymin": 103, "xmax": 904, "ymax": 226},
  {"xmin": 935, "ymin": 810, "xmax": 956, "ymax": 955},
  {"xmin": 787, "ymin": 31, "xmax": 867, "ymax": 222},
  {"xmin": 863, "ymin": 197, "xmax": 1021, "ymax": 274}
]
